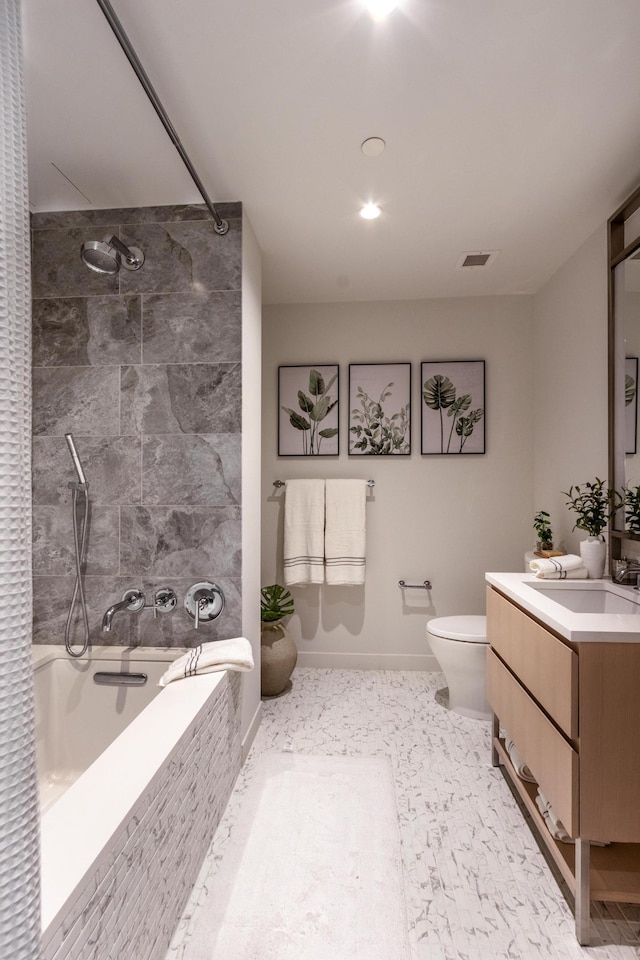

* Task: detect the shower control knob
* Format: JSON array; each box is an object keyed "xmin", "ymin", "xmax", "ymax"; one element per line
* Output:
[
  {"xmin": 184, "ymin": 581, "xmax": 225, "ymax": 629},
  {"xmin": 153, "ymin": 587, "xmax": 177, "ymax": 618}
]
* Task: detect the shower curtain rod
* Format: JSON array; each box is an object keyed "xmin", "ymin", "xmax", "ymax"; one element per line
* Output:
[{"xmin": 95, "ymin": 0, "xmax": 229, "ymax": 235}]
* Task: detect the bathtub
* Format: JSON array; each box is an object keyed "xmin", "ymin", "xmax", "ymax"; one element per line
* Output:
[{"xmin": 35, "ymin": 645, "xmax": 242, "ymax": 960}]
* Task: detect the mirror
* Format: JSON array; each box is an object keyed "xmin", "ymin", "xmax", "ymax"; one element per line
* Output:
[{"xmin": 609, "ymin": 185, "xmax": 640, "ymax": 542}]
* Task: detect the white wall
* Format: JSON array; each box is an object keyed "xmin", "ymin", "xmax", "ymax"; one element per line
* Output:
[
  {"xmin": 262, "ymin": 296, "xmax": 534, "ymax": 669},
  {"xmin": 241, "ymin": 212, "xmax": 262, "ymax": 747},
  {"xmin": 532, "ymin": 224, "xmax": 608, "ymax": 555}
]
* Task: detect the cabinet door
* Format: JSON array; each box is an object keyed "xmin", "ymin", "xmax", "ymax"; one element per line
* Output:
[
  {"xmin": 487, "ymin": 587, "xmax": 578, "ymax": 739},
  {"xmin": 487, "ymin": 649, "xmax": 578, "ymax": 836}
]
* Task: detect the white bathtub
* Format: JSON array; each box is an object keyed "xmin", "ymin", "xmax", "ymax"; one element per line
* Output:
[{"xmin": 35, "ymin": 645, "xmax": 242, "ymax": 960}]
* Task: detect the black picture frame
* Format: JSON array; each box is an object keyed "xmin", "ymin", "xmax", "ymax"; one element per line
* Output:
[
  {"xmin": 278, "ymin": 364, "xmax": 339, "ymax": 456},
  {"xmin": 421, "ymin": 360, "xmax": 486, "ymax": 455},
  {"xmin": 626, "ymin": 356, "xmax": 638, "ymax": 455},
  {"xmin": 348, "ymin": 362, "xmax": 411, "ymax": 455}
]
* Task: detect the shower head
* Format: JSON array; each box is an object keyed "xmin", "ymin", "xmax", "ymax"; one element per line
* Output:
[
  {"xmin": 65, "ymin": 433, "xmax": 88, "ymax": 486},
  {"xmin": 80, "ymin": 236, "xmax": 145, "ymax": 274}
]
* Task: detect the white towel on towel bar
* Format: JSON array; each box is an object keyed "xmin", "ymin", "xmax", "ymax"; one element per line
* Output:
[
  {"xmin": 325, "ymin": 479, "xmax": 367, "ymax": 585},
  {"xmin": 283, "ymin": 479, "xmax": 325, "ymax": 585},
  {"xmin": 158, "ymin": 638, "xmax": 254, "ymax": 686},
  {"xmin": 529, "ymin": 554, "xmax": 588, "ymax": 579}
]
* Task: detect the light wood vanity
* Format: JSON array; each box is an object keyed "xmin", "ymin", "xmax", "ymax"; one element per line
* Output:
[{"xmin": 486, "ymin": 576, "xmax": 640, "ymax": 945}]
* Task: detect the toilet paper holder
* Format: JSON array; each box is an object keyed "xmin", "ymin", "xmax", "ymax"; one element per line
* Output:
[{"xmin": 398, "ymin": 579, "xmax": 432, "ymax": 590}]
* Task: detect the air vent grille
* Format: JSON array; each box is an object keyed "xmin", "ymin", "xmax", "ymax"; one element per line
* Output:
[{"xmin": 455, "ymin": 250, "xmax": 500, "ymax": 270}]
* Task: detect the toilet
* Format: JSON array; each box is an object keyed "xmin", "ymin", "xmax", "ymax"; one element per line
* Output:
[{"xmin": 427, "ymin": 616, "xmax": 490, "ymax": 721}]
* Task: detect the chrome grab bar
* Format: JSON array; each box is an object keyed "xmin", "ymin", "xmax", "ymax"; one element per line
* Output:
[
  {"xmin": 93, "ymin": 671, "xmax": 148, "ymax": 686},
  {"xmin": 398, "ymin": 580, "xmax": 432, "ymax": 590}
]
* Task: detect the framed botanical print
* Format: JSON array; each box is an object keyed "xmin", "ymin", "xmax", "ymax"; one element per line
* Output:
[
  {"xmin": 278, "ymin": 364, "xmax": 339, "ymax": 456},
  {"xmin": 421, "ymin": 360, "xmax": 485, "ymax": 455},
  {"xmin": 348, "ymin": 363, "xmax": 411, "ymax": 455}
]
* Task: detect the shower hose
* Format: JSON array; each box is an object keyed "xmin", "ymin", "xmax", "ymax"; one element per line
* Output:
[{"xmin": 64, "ymin": 484, "xmax": 90, "ymax": 658}]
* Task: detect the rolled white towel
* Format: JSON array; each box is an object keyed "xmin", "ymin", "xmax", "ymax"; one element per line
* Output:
[
  {"xmin": 529, "ymin": 554, "xmax": 588, "ymax": 579},
  {"xmin": 504, "ymin": 737, "xmax": 536, "ymax": 783},
  {"xmin": 158, "ymin": 638, "xmax": 254, "ymax": 687}
]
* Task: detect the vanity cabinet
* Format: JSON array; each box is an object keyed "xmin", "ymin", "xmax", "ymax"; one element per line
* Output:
[{"xmin": 487, "ymin": 585, "xmax": 640, "ymax": 944}]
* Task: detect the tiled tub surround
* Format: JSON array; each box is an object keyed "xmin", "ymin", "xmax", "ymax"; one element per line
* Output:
[
  {"xmin": 36, "ymin": 645, "xmax": 242, "ymax": 960},
  {"xmin": 30, "ymin": 204, "xmax": 243, "ymax": 647}
]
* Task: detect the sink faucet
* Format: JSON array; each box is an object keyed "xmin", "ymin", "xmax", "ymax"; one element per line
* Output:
[
  {"xmin": 613, "ymin": 558, "xmax": 640, "ymax": 584},
  {"xmin": 102, "ymin": 589, "xmax": 145, "ymax": 632}
]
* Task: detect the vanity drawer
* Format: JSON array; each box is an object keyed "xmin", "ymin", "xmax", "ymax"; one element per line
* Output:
[
  {"xmin": 487, "ymin": 649, "xmax": 578, "ymax": 836},
  {"xmin": 486, "ymin": 587, "xmax": 578, "ymax": 738}
]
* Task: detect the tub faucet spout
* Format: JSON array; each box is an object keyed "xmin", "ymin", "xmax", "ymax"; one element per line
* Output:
[{"xmin": 102, "ymin": 589, "xmax": 145, "ymax": 632}]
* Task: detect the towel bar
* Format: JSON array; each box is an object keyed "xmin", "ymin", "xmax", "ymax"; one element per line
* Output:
[
  {"xmin": 273, "ymin": 479, "xmax": 375, "ymax": 488},
  {"xmin": 398, "ymin": 579, "xmax": 432, "ymax": 590}
]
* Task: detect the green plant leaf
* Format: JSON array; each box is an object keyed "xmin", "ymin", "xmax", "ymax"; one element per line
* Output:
[
  {"xmin": 261, "ymin": 584, "xmax": 294, "ymax": 622},
  {"xmin": 310, "ymin": 395, "xmax": 331, "ymax": 421},
  {"xmin": 319, "ymin": 427, "xmax": 339, "ymax": 438},
  {"xmin": 422, "ymin": 375, "xmax": 456, "ymax": 411},
  {"xmin": 282, "ymin": 406, "xmax": 310, "ymax": 432},
  {"xmin": 309, "ymin": 369, "xmax": 325, "ymax": 396},
  {"xmin": 297, "ymin": 391, "xmax": 314, "ymax": 414}
]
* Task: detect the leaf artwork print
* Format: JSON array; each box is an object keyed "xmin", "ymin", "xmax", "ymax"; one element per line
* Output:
[
  {"xmin": 421, "ymin": 362, "xmax": 485, "ymax": 455},
  {"xmin": 280, "ymin": 368, "xmax": 339, "ymax": 455},
  {"xmin": 350, "ymin": 382, "xmax": 410, "ymax": 455}
]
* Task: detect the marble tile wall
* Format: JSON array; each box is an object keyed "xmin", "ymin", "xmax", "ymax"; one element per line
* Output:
[
  {"xmin": 41, "ymin": 671, "xmax": 242, "ymax": 960},
  {"xmin": 31, "ymin": 204, "xmax": 243, "ymax": 647}
]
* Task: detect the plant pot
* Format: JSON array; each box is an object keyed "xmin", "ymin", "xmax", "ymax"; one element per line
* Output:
[
  {"xmin": 579, "ymin": 536, "xmax": 607, "ymax": 579},
  {"xmin": 260, "ymin": 621, "xmax": 298, "ymax": 698}
]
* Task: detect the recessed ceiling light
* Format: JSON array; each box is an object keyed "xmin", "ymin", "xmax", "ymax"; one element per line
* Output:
[
  {"xmin": 367, "ymin": 0, "xmax": 398, "ymax": 19},
  {"xmin": 361, "ymin": 137, "xmax": 386, "ymax": 157},
  {"xmin": 360, "ymin": 203, "xmax": 383, "ymax": 220}
]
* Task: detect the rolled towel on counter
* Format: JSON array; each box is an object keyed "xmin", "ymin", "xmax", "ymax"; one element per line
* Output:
[
  {"xmin": 534, "ymin": 792, "xmax": 609, "ymax": 846},
  {"xmin": 504, "ymin": 736, "xmax": 536, "ymax": 783},
  {"xmin": 529, "ymin": 554, "xmax": 588, "ymax": 579},
  {"xmin": 158, "ymin": 638, "xmax": 254, "ymax": 687}
]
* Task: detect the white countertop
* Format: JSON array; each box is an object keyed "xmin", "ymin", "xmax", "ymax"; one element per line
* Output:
[{"xmin": 485, "ymin": 573, "xmax": 640, "ymax": 643}]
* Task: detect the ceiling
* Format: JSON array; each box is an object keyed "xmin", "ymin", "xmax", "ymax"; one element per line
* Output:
[{"xmin": 22, "ymin": 0, "xmax": 640, "ymax": 305}]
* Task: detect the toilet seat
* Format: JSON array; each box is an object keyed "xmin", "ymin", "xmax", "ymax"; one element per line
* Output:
[{"xmin": 427, "ymin": 616, "xmax": 486, "ymax": 643}]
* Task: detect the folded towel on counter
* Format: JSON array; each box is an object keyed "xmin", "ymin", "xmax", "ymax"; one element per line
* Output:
[
  {"xmin": 324, "ymin": 479, "xmax": 367, "ymax": 585},
  {"xmin": 283, "ymin": 479, "xmax": 326, "ymax": 586},
  {"xmin": 504, "ymin": 736, "xmax": 536, "ymax": 783},
  {"xmin": 158, "ymin": 638, "xmax": 254, "ymax": 687},
  {"xmin": 529, "ymin": 554, "xmax": 588, "ymax": 579}
]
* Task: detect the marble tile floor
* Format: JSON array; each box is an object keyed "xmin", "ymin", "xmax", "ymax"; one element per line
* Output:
[{"xmin": 166, "ymin": 669, "xmax": 640, "ymax": 960}]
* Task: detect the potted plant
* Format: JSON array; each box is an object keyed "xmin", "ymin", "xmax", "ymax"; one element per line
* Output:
[
  {"xmin": 563, "ymin": 478, "xmax": 613, "ymax": 578},
  {"xmin": 533, "ymin": 510, "xmax": 554, "ymax": 552},
  {"xmin": 260, "ymin": 584, "xmax": 297, "ymax": 697}
]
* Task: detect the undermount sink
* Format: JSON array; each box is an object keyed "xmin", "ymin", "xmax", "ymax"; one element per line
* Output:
[{"xmin": 528, "ymin": 584, "xmax": 640, "ymax": 614}]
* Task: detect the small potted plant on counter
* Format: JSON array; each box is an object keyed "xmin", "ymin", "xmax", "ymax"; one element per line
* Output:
[
  {"xmin": 563, "ymin": 478, "xmax": 613, "ymax": 578},
  {"xmin": 260, "ymin": 584, "xmax": 297, "ymax": 698},
  {"xmin": 533, "ymin": 510, "xmax": 555, "ymax": 554}
]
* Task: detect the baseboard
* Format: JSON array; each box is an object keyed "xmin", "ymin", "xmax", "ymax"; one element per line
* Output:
[
  {"xmin": 241, "ymin": 700, "xmax": 262, "ymax": 762},
  {"xmin": 296, "ymin": 651, "xmax": 439, "ymax": 671}
]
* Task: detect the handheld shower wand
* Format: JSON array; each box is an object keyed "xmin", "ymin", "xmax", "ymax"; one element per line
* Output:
[
  {"xmin": 64, "ymin": 433, "xmax": 90, "ymax": 657},
  {"xmin": 65, "ymin": 432, "xmax": 87, "ymax": 486}
]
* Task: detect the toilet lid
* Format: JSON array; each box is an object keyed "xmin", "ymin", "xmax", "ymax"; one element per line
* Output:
[{"xmin": 426, "ymin": 615, "xmax": 487, "ymax": 643}]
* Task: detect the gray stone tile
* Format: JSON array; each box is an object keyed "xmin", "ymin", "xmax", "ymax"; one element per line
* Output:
[
  {"xmin": 33, "ymin": 296, "xmax": 141, "ymax": 366},
  {"xmin": 142, "ymin": 435, "xmax": 240, "ymax": 505},
  {"xmin": 121, "ymin": 364, "xmax": 241, "ymax": 435},
  {"xmin": 33, "ymin": 436, "xmax": 142, "ymax": 506},
  {"xmin": 120, "ymin": 505, "xmax": 241, "ymax": 578},
  {"xmin": 33, "ymin": 505, "xmax": 120, "ymax": 576},
  {"xmin": 31, "ymin": 204, "xmax": 241, "ymax": 230},
  {"xmin": 142, "ymin": 292, "xmax": 241, "ymax": 364},
  {"xmin": 33, "ymin": 367, "xmax": 120, "ymax": 436},
  {"xmin": 32, "ymin": 576, "xmax": 142, "ymax": 647},
  {"xmin": 31, "ymin": 225, "xmax": 120, "ymax": 298},
  {"xmin": 135, "ymin": 577, "xmax": 242, "ymax": 647},
  {"xmin": 118, "ymin": 220, "xmax": 241, "ymax": 294}
]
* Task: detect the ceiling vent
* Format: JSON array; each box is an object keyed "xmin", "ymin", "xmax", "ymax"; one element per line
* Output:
[{"xmin": 455, "ymin": 250, "xmax": 500, "ymax": 270}]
